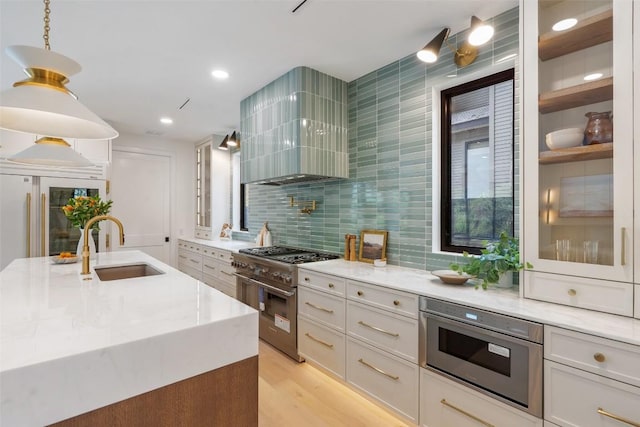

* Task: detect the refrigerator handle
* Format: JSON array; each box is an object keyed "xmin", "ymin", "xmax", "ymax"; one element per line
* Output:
[
  {"xmin": 41, "ymin": 193, "xmax": 46, "ymax": 256},
  {"xmin": 26, "ymin": 193, "xmax": 32, "ymax": 257}
]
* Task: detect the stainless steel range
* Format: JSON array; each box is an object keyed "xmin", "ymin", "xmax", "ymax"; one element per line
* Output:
[{"xmin": 232, "ymin": 246, "xmax": 340, "ymax": 361}]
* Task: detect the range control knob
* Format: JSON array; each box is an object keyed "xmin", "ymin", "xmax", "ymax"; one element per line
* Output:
[
  {"xmin": 283, "ymin": 275, "xmax": 292, "ymax": 284},
  {"xmin": 271, "ymin": 272, "xmax": 281, "ymax": 279}
]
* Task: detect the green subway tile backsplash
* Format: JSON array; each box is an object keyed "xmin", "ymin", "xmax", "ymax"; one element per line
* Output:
[{"xmin": 237, "ymin": 7, "xmax": 519, "ymax": 271}]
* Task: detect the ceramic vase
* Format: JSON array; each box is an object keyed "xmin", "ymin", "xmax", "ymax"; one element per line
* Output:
[{"xmin": 76, "ymin": 228, "xmax": 97, "ymax": 260}]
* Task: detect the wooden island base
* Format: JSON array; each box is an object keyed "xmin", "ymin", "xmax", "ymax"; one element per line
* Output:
[{"xmin": 49, "ymin": 356, "xmax": 258, "ymax": 427}]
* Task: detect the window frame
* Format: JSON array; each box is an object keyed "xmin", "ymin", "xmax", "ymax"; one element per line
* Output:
[{"xmin": 439, "ymin": 68, "xmax": 515, "ymax": 255}]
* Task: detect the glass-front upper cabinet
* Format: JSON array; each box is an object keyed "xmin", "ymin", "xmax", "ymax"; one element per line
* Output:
[
  {"xmin": 195, "ymin": 139, "xmax": 212, "ymax": 237},
  {"xmin": 522, "ymin": 0, "xmax": 634, "ymax": 315}
]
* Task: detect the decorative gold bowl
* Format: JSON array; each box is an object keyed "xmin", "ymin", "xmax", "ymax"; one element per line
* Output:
[{"xmin": 431, "ymin": 270, "xmax": 472, "ymax": 285}]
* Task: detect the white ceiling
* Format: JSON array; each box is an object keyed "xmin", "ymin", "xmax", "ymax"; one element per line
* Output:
[{"xmin": 0, "ymin": 0, "xmax": 517, "ymax": 143}]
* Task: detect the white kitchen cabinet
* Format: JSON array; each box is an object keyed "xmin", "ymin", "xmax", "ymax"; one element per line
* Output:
[
  {"xmin": 521, "ymin": 0, "xmax": 635, "ymax": 316},
  {"xmin": 346, "ymin": 280, "xmax": 419, "ymax": 319},
  {"xmin": 201, "ymin": 248, "xmax": 236, "ymax": 298},
  {"xmin": 420, "ymin": 368, "xmax": 542, "ymax": 427},
  {"xmin": 347, "ymin": 337, "xmax": 419, "ymax": 424},
  {"xmin": 298, "ymin": 270, "xmax": 347, "ymax": 379},
  {"xmin": 545, "ymin": 360, "xmax": 640, "ymax": 427},
  {"xmin": 346, "ymin": 300, "xmax": 418, "ymax": 364},
  {"xmin": 635, "ymin": 285, "xmax": 639, "ymax": 319},
  {"xmin": 195, "ymin": 140, "xmax": 212, "ymax": 236},
  {"xmin": 543, "ymin": 325, "xmax": 640, "ymax": 426},
  {"xmin": 177, "ymin": 241, "xmax": 202, "ymax": 280}
]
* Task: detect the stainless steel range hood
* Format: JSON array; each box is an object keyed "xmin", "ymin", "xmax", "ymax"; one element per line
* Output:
[{"xmin": 240, "ymin": 66, "xmax": 348, "ymax": 186}]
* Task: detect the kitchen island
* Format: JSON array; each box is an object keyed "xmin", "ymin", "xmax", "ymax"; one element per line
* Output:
[{"xmin": 0, "ymin": 250, "xmax": 258, "ymax": 426}]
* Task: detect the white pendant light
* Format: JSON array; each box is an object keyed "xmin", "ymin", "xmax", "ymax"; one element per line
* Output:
[{"xmin": 1, "ymin": 0, "xmax": 118, "ymax": 167}]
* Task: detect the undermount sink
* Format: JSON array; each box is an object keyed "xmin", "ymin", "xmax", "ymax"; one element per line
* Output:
[{"xmin": 94, "ymin": 263, "xmax": 164, "ymax": 281}]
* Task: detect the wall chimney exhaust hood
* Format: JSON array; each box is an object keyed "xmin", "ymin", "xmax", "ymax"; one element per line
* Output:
[{"xmin": 240, "ymin": 66, "xmax": 348, "ymax": 185}]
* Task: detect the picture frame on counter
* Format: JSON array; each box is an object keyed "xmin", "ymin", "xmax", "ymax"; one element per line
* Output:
[{"xmin": 359, "ymin": 229, "xmax": 388, "ymax": 263}]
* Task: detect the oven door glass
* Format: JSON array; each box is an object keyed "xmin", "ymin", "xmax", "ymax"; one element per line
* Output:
[{"xmin": 426, "ymin": 313, "xmax": 541, "ymax": 410}]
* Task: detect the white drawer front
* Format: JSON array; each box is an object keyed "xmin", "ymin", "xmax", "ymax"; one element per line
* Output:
[
  {"xmin": 420, "ymin": 368, "xmax": 542, "ymax": 427},
  {"xmin": 298, "ymin": 270, "xmax": 346, "ymax": 297},
  {"xmin": 299, "ymin": 286, "xmax": 346, "ymax": 332},
  {"xmin": 545, "ymin": 326, "xmax": 640, "ymax": 387},
  {"xmin": 178, "ymin": 263, "xmax": 201, "ymax": 281},
  {"xmin": 201, "ymin": 256, "xmax": 219, "ymax": 277},
  {"xmin": 524, "ymin": 271, "xmax": 633, "ymax": 316},
  {"xmin": 194, "ymin": 229, "xmax": 211, "ymax": 239},
  {"xmin": 298, "ymin": 317, "xmax": 346, "ymax": 379},
  {"xmin": 178, "ymin": 248, "xmax": 202, "ymax": 271},
  {"xmin": 347, "ymin": 300, "xmax": 418, "ymax": 363},
  {"xmin": 545, "ymin": 360, "xmax": 640, "ymax": 427},
  {"xmin": 346, "ymin": 337, "xmax": 419, "ymax": 423},
  {"xmin": 217, "ymin": 262, "xmax": 236, "ymax": 284},
  {"xmin": 347, "ymin": 280, "xmax": 418, "ymax": 319},
  {"xmin": 201, "ymin": 246, "xmax": 217, "ymax": 258},
  {"xmin": 202, "ymin": 273, "xmax": 236, "ymax": 298}
]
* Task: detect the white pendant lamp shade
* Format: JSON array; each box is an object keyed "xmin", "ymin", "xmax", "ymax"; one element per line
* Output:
[
  {"xmin": 0, "ymin": 46, "xmax": 119, "ymax": 140},
  {"xmin": 9, "ymin": 137, "xmax": 93, "ymax": 167}
]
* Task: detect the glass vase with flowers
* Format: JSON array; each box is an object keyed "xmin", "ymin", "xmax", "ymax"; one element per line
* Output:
[{"xmin": 62, "ymin": 195, "xmax": 113, "ymax": 258}]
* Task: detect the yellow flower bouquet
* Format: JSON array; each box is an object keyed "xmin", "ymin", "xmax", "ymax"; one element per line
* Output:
[{"xmin": 62, "ymin": 195, "xmax": 113, "ymax": 230}]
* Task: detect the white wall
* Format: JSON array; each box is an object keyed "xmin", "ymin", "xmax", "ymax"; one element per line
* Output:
[{"xmin": 112, "ymin": 132, "xmax": 194, "ymax": 266}]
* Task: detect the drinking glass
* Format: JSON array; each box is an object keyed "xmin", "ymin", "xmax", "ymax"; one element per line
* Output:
[
  {"xmin": 583, "ymin": 241, "xmax": 599, "ymax": 264},
  {"xmin": 555, "ymin": 239, "xmax": 571, "ymax": 261}
]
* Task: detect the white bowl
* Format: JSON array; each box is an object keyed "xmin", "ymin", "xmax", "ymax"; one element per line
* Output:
[
  {"xmin": 373, "ymin": 259, "xmax": 387, "ymax": 267},
  {"xmin": 545, "ymin": 128, "xmax": 584, "ymax": 150}
]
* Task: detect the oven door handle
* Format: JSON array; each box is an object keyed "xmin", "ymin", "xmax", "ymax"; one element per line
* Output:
[{"xmin": 234, "ymin": 273, "xmax": 296, "ymax": 297}]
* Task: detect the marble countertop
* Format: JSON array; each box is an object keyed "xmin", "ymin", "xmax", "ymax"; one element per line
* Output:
[
  {"xmin": 179, "ymin": 237, "xmax": 257, "ymax": 252},
  {"xmin": 0, "ymin": 250, "xmax": 258, "ymax": 426},
  {"xmin": 299, "ymin": 259, "xmax": 640, "ymax": 346}
]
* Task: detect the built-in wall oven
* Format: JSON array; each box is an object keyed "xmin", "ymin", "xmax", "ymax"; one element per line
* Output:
[{"xmin": 419, "ymin": 296, "xmax": 543, "ymax": 417}]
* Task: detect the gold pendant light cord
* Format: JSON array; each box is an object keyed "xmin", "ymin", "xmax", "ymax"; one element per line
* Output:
[{"xmin": 43, "ymin": 0, "xmax": 51, "ymax": 50}]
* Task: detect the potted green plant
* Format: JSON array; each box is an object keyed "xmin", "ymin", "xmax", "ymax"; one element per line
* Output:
[{"xmin": 450, "ymin": 232, "xmax": 532, "ymax": 290}]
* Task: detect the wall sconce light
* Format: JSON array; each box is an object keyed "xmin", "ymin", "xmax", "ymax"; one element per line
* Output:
[
  {"xmin": 227, "ymin": 131, "xmax": 239, "ymax": 148},
  {"xmin": 289, "ymin": 196, "xmax": 317, "ymax": 215},
  {"xmin": 218, "ymin": 134, "xmax": 229, "ymax": 150},
  {"xmin": 417, "ymin": 15, "xmax": 495, "ymax": 68}
]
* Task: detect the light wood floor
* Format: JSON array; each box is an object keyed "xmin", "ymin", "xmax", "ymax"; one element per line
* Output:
[{"xmin": 258, "ymin": 341, "xmax": 412, "ymax": 427}]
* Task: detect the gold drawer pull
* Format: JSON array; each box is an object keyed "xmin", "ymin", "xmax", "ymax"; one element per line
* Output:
[
  {"xmin": 441, "ymin": 399, "xmax": 494, "ymax": 427},
  {"xmin": 357, "ymin": 290, "xmax": 364, "ymax": 296},
  {"xmin": 328, "ymin": 283, "xmax": 335, "ymax": 288},
  {"xmin": 190, "ymin": 258, "xmax": 199, "ymax": 263},
  {"xmin": 304, "ymin": 277, "xmax": 310, "ymax": 282},
  {"xmin": 358, "ymin": 358, "xmax": 399, "ymax": 380},
  {"xmin": 305, "ymin": 301, "xmax": 334, "ymax": 313},
  {"xmin": 179, "ymin": 255, "xmax": 187, "ymax": 259},
  {"xmin": 597, "ymin": 407, "xmax": 640, "ymax": 427},
  {"xmin": 568, "ymin": 289, "xmax": 577, "ymax": 296},
  {"xmin": 204, "ymin": 264, "xmax": 215, "ymax": 269},
  {"xmin": 358, "ymin": 320, "xmax": 399, "ymax": 337},
  {"xmin": 393, "ymin": 300, "xmax": 400, "ymax": 306},
  {"xmin": 305, "ymin": 332, "xmax": 334, "ymax": 349},
  {"xmin": 221, "ymin": 270, "xmax": 233, "ymax": 276},
  {"xmin": 594, "ymin": 353, "xmax": 606, "ymax": 363}
]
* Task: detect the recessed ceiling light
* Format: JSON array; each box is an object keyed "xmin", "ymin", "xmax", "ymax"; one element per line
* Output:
[
  {"xmin": 212, "ymin": 69, "xmax": 229, "ymax": 79},
  {"xmin": 160, "ymin": 117, "xmax": 173, "ymax": 125},
  {"xmin": 552, "ymin": 18, "xmax": 577, "ymax": 31},
  {"xmin": 584, "ymin": 73, "xmax": 603, "ymax": 81}
]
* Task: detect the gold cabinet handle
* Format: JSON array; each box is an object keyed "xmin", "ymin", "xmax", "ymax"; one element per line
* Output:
[
  {"xmin": 179, "ymin": 255, "xmax": 187, "ymax": 259},
  {"xmin": 26, "ymin": 192, "xmax": 31, "ymax": 257},
  {"xmin": 594, "ymin": 352, "xmax": 606, "ymax": 363},
  {"xmin": 328, "ymin": 283, "xmax": 335, "ymax": 288},
  {"xmin": 41, "ymin": 193, "xmax": 46, "ymax": 256},
  {"xmin": 190, "ymin": 258, "xmax": 199, "ymax": 263},
  {"xmin": 358, "ymin": 358, "xmax": 399, "ymax": 380},
  {"xmin": 597, "ymin": 407, "xmax": 640, "ymax": 427},
  {"xmin": 621, "ymin": 227, "xmax": 626, "ymax": 266},
  {"xmin": 358, "ymin": 320, "xmax": 399, "ymax": 337},
  {"xmin": 203, "ymin": 264, "xmax": 216, "ymax": 270},
  {"xmin": 304, "ymin": 277, "xmax": 310, "ymax": 282},
  {"xmin": 568, "ymin": 289, "xmax": 577, "ymax": 296},
  {"xmin": 304, "ymin": 332, "xmax": 334, "ymax": 348},
  {"xmin": 441, "ymin": 399, "xmax": 494, "ymax": 427},
  {"xmin": 221, "ymin": 270, "xmax": 234, "ymax": 276},
  {"xmin": 305, "ymin": 301, "xmax": 334, "ymax": 313},
  {"xmin": 393, "ymin": 300, "xmax": 400, "ymax": 306},
  {"xmin": 357, "ymin": 290, "xmax": 364, "ymax": 296}
]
